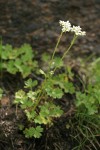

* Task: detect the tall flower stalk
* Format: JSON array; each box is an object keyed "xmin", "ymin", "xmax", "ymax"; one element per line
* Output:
[
  {"xmin": 33, "ymin": 20, "xmax": 86, "ymax": 111},
  {"xmin": 51, "ymin": 31, "xmax": 63, "ymax": 61},
  {"xmin": 61, "ymin": 34, "xmax": 77, "ymax": 60},
  {"xmin": 50, "ymin": 20, "xmax": 86, "ymax": 73}
]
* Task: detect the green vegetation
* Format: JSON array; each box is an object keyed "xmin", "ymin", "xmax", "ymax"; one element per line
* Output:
[
  {"xmin": 0, "ymin": 21, "xmax": 99, "ymax": 149},
  {"xmin": 0, "ymin": 43, "xmax": 38, "ymax": 78},
  {"xmin": 70, "ymin": 58, "xmax": 100, "ymax": 150},
  {"xmin": 14, "ymin": 71, "xmax": 75, "ymax": 138}
]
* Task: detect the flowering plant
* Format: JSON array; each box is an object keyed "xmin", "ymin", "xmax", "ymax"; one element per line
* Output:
[{"xmin": 14, "ymin": 20, "xmax": 86, "ymax": 138}]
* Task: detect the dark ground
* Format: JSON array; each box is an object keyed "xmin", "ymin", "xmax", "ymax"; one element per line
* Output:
[
  {"xmin": 0, "ymin": 0, "xmax": 100, "ymax": 150},
  {"xmin": 0, "ymin": 0, "xmax": 100, "ymax": 55}
]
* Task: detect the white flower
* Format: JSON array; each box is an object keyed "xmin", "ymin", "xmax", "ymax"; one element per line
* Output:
[
  {"xmin": 59, "ymin": 20, "xmax": 71, "ymax": 32},
  {"xmin": 71, "ymin": 25, "xmax": 86, "ymax": 36},
  {"xmin": 59, "ymin": 20, "xmax": 86, "ymax": 36}
]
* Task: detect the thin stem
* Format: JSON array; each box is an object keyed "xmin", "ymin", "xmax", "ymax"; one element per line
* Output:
[
  {"xmin": 33, "ymin": 91, "xmax": 44, "ymax": 111},
  {"xmin": 51, "ymin": 31, "xmax": 63, "ymax": 61},
  {"xmin": 32, "ymin": 79, "xmax": 46, "ymax": 111},
  {"xmin": 61, "ymin": 34, "xmax": 77, "ymax": 60},
  {"xmin": 53, "ymin": 34, "xmax": 77, "ymax": 74},
  {"xmin": 47, "ymin": 31, "xmax": 63, "ymax": 78}
]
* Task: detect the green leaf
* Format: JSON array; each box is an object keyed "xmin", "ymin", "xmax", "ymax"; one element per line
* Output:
[
  {"xmin": 45, "ymin": 86, "xmax": 63, "ymax": 99},
  {"xmin": 1, "ymin": 44, "xmax": 13, "ymax": 59},
  {"xmin": 52, "ymin": 74, "xmax": 75, "ymax": 94},
  {"xmin": 41, "ymin": 102, "xmax": 63, "ymax": 119},
  {"xmin": 19, "ymin": 44, "xmax": 33, "ymax": 56},
  {"xmin": 15, "ymin": 90, "xmax": 26, "ymax": 100},
  {"xmin": 34, "ymin": 102, "xmax": 63, "ymax": 125},
  {"xmin": 24, "ymin": 127, "xmax": 35, "ymax": 138},
  {"xmin": 21, "ymin": 53, "xmax": 33, "ymax": 62},
  {"xmin": 27, "ymin": 91, "xmax": 37, "ymax": 100},
  {"xmin": 63, "ymin": 82, "xmax": 75, "ymax": 94},
  {"xmin": 52, "ymin": 87, "xmax": 63, "ymax": 98},
  {"xmin": 14, "ymin": 58, "xmax": 22, "ymax": 72},
  {"xmin": 14, "ymin": 90, "xmax": 26, "ymax": 104},
  {"xmin": 50, "ymin": 105, "xmax": 63, "ymax": 117},
  {"xmin": 24, "ymin": 126, "xmax": 43, "ymax": 138},
  {"xmin": 51, "ymin": 57, "xmax": 63, "ymax": 69},
  {"xmin": 41, "ymin": 53, "xmax": 51, "ymax": 62},
  {"xmin": 25, "ymin": 79, "xmax": 38, "ymax": 88},
  {"xmin": 25, "ymin": 110, "xmax": 36, "ymax": 120},
  {"xmin": 21, "ymin": 99, "xmax": 34, "ymax": 109},
  {"xmin": 34, "ymin": 115, "xmax": 44, "ymax": 124},
  {"xmin": 34, "ymin": 126, "xmax": 43, "ymax": 138},
  {"xmin": 6, "ymin": 60, "xmax": 17, "ymax": 74}
]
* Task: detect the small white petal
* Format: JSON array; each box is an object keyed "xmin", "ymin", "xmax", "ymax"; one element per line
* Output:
[
  {"xmin": 71, "ymin": 25, "xmax": 86, "ymax": 36},
  {"xmin": 59, "ymin": 20, "xmax": 71, "ymax": 32}
]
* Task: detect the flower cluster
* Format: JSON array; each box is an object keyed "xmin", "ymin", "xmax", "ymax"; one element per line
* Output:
[
  {"xmin": 59, "ymin": 20, "xmax": 71, "ymax": 32},
  {"xmin": 71, "ymin": 25, "xmax": 86, "ymax": 36},
  {"xmin": 59, "ymin": 20, "xmax": 86, "ymax": 36}
]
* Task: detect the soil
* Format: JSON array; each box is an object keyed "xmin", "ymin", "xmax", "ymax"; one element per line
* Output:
[{"xmin": 0, "ymin": 0, "xmax": 100, "ymax": 150}]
